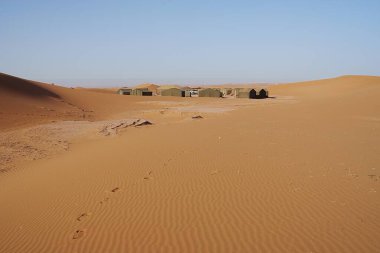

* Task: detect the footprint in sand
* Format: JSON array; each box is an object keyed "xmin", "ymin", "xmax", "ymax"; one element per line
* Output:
[
  {"xmin": 99, "ymin": 197, "xmax": 110, "ymax": 204},
  {"xmin": 111, "ymin": 187, "xmax": 120, "ymax": 193},
  {"xmin": 76, "ymin": 212, "xmax": 92, "ymax": 221},
  {"xmin": 163, "ymin": 158, "xmax": 173, "ymax": 167},
  {"xmin": 144, "ymin": 171, "xmax": 153, "ymax": 180},
  {"xmin": 99, "ymin": 187, "xmax": 120, "ymax": 204},
  {"xmin": 368, "ymin": 174, "xmax": 379, "ymax": 182},
  {"xmin": 72, "ymin": 229, "xmax": 85, "ymax": 240}
]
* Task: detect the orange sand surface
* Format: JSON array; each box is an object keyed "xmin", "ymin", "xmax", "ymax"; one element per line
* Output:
[{"xmin": 0, "ymin": 73, "xmax": 379, "ymax": 252}]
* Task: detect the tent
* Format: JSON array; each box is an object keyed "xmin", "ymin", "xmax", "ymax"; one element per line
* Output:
[
  {"xmin": 132, "ymin": 88, "xmax": 153, "ymax": 96},
  {"xmin": 117, "ymin": 88, "xmax": 132, "ymax": 95},
  {"xmin": 198, "ymin": 88, "xmax": 222, "ymax": 97},
  {"xmin": 236, "ymin": 88, "xmax": 257, "ymax": 99},
  {"xmin": 161, "ymin": 88, "xmax": 185, "ymax": 97}
]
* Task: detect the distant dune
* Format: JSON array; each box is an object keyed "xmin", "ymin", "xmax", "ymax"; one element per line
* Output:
[
  {"xmin": 273, "ymin": 75, "xmax": 380, "ymax": 96},
  {"xmin": 75, "ymin": 87, "xmax": 119, "ymax": 94},
  {"xmin": 205, "ymin": 83, "xmax": 273, "ymax": 89}
]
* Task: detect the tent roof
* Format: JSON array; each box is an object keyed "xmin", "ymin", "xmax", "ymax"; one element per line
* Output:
[
  {"xmin": 158, "ymin": 85, "xmax": 183, "ymax": 90},
  {"xmin": 134, "ymin": 83, "xmax": 159, "ymax": 89}
]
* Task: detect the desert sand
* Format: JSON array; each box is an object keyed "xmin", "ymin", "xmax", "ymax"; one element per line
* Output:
[{"xmin": 0, "ymin": 73, "xmax": 379, "ymax": 252}]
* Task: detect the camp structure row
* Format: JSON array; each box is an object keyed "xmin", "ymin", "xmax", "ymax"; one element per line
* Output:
[
  {"xmin": 196, "ymin": 88, "xmax": 268, "ymax": 98},
  {"xmin": 235, "ymin": 88, "xmax": 269, "ymax": 99},
  {"xmin": 117, "ymin": 86, "xmax": 269, "ymax": 99},
  {"xmin": 159, "ymin": 87, "xmax": 222, "ymax": 97},
  {"xmin": 117, "ymin": 88, "xmax": 153, "ymax": 96},
  {"xmin": 160, "ymin": 88, "xmax": 191, "ymax": 97}
]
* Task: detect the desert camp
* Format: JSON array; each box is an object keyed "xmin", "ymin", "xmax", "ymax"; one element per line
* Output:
[
  {"xmin": 116, "ymin": 85, "xmax": 267, "ymax": 100},
  {"xmin": 1, "ymin": 1, "xmax": 380, "ymax": 253}
]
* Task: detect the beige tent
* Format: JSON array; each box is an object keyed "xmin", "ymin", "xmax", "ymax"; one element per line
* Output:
[
  {"xmin": 132, "ymin": 88, "xmax": 153, "ymax": 96},
  {"xmin": 236, "ymin": 88, "xmax": 257, "ymax": 99},
  {"xmin": 134, "ymin": 83, "xmax": 159, "ymax": 95},
  {"xmin": 221, "ymin": 88, "xmax": 233, "ymax": 97},
  {"xmin": 117, "ymin": 88, "xmax": 132, "ymax": 95},
  {"xmin": 161, "ymin": 88, "xmax": 185, "ymax": 97},
  {"xmin": 184, "ymin": 90, "xmax": 191, "ymax": 97},
  {"xmin": 198, "ymin": 88, "xmax": 222, "ymax": 98}
]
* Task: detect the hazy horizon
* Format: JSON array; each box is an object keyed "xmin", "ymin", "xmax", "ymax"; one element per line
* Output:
[
  {"xmin": 34, "ymin": 74, "xmax": 368, "ymax": 88},
  {"xmin": 37, "ymin": 77, "xmax": 292, "ymax": 88},
  {"xmin": 1, "ymin": 0, "xmax": 380, "ymax": 87}
]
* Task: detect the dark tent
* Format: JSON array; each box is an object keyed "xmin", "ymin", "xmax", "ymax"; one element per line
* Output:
[{"xmin": 258, "ymin": 89, "xmax": 269, "ymax": 98}]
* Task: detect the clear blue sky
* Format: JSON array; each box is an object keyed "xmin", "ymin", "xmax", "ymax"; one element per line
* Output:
[{"xmin": 1, "ymin": 0, "xmax": 379, "ymax": 86}]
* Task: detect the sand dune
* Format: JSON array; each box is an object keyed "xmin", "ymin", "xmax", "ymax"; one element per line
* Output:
[
  {"xmin": 0, "ymin": 73, "xmax": 82, "ymax": 130},
  {"xmin": 0, "ymin": 74, "xmax": 379, "ymax": 252},
  {"xmin": 0, "ymin": 73, "xmax": 195, "ymax": 130},
  {"xmin": 0, "ymin": 73, "xmax": 60, "ymax": 99}
]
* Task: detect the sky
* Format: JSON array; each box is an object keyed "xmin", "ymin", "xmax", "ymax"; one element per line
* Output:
[{"xmin": 1, "ymin": 0, "xmax": 380, "ymax": 86}]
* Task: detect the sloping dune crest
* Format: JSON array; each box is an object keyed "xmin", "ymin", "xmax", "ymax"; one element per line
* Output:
[
  {"xmin": 0, "ymin": 73, "xmax": 172, "ymax": 130},
  {"xmin": 0, "ymin": 73, "xmax": 60, "ymax": 99},
  {"xmin": 273, "ymin": 75, "xmax": 380, "ymax": 98},
  {"xmin": 0, "ymin": 73, "xmax": 93, "ymax": 130}
]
